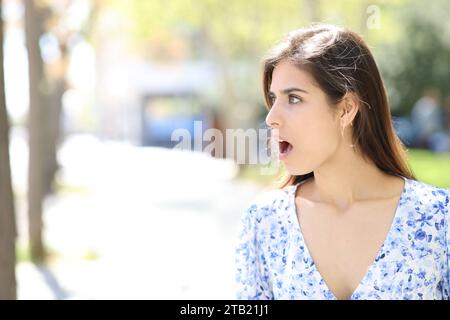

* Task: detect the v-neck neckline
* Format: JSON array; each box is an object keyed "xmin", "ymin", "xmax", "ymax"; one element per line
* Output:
[{"xmin": 288, "ymin": 175, "xmax": 408, "ymax": 300}]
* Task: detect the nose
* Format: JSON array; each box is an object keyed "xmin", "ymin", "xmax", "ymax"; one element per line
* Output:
[{"xmin": 265, "ymin": 103, "xmax": 282, "ymax": 129}]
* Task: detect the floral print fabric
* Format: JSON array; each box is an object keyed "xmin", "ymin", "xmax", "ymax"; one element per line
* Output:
[{"xmin": 235, "ymin": 177, "xmax": 450, "ymax": 300}]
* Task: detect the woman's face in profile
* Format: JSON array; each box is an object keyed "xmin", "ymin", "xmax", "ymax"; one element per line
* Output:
[{"xmin": 266, "ymin": 59, "xmax": 343, "ymax": 175}]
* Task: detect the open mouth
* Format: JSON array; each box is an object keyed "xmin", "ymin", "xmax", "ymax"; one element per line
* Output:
[{"xmin": 278, "ymin": 139, "xmax": 293, "ymax": 157}]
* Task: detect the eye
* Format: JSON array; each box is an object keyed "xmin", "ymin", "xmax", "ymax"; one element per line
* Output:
[
  {"xmin": 289, "ymin": 95, "xmax": 302, "ymax": 104},
  {"xmin": 268, "ymin": 94, "xmax": 276, "ymax": 105}
]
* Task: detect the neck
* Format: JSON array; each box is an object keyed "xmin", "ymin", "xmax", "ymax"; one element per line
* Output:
[{"xmin": 310, "ymin": 145, "xmax": 401, "ymax": 211}]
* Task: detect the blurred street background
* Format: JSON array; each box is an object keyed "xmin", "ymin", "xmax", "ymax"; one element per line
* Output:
[{"xmin": 0, "ymin": 0, "xmax": 449, "ymax": 299}]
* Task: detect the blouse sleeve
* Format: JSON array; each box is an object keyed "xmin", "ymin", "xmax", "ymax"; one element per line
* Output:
[{"xmin": 235, "ymin": 203, "xmax": 274, "ymax": 300}]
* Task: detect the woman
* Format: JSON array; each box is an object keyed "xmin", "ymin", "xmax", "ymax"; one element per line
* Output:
[{"xmin": 235, "ymin": 24, "xmax": 450, "ymax": 300}]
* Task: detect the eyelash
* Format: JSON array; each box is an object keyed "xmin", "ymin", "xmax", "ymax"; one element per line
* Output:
[{"xmin": 269, "ymin": 95, "xmax": 302, "ymax": 105}]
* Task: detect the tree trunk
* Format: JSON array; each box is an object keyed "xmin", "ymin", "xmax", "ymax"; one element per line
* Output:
[
  {"xmin": 44, "ymin": 76, "xmax": 65, "ymax": 195},
  {"xmin": 25, "ymin": 0, "xmax": 47, "ymax": 264},
  {"xmin": 0, "ymin": 0, "xmax": 17, "ymax": 300}
]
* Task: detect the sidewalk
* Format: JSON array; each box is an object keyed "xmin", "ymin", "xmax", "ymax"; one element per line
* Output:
[{"xmin": 14, "ymin": 134, "xmax": 264, "ymax": 299}]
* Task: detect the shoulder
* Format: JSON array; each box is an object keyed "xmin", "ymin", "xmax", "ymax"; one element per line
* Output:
[
  {"xmin": 406, "ymin": 178, "xmax": 449, "ymax": 201},
  {"xmin": 239, "ymin": 185, "xmax": 296, "ymax": 228},
  {"xmin": 404, "ymin": 178, "xmax": 450, "ymax": 214}
]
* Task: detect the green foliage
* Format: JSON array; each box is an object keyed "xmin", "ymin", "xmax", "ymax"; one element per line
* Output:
[
  {"xmin": 408, "ymin": 149, "xmax": 450, "ymax": 188},
  {"xmin": 374, "ymin": 0, "xmax": 450, "ymax": 115},
  {"xmin": 113, "ymin": 0, "xmax": 310, "ymax": 59},
  {"xmin": 108, "ymin": 0, "xmax": 450, "ymax": 118},
  {"xmin": 16, "ymin": 245, "xmax": 32, "ymax": 263}
]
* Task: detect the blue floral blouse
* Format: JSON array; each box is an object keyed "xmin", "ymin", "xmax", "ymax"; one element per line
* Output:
[{"xmin": 235, "ymin": 176, "xmax": 450, "ymax": 300}]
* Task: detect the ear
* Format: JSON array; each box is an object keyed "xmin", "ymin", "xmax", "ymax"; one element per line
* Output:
[{"xmin": 339, "ymin": 92, "xmax": 359, "ymax": 126}]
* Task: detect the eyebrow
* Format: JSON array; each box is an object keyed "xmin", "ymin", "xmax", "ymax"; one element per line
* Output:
[{"xmin": 268, "ymin": 87, "xmax": 309, "ymax": 95}]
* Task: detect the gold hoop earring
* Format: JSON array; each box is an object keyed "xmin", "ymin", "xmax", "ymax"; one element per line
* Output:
[
  {"xmin": 340, "ymin": 119, "xmax": 344, "ymax": 137},
  {"xmin": 349, "ymin": 122, "xmax": 355, "ymax": 147},
  {"xmin": 341, "ymin": 123, "xmax": 355, "ymax": 148}
]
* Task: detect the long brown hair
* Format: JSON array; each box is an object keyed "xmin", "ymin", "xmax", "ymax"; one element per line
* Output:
[{"xmin": 261, "ymin": 24, "xmax": 416, "ymax": 188}]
